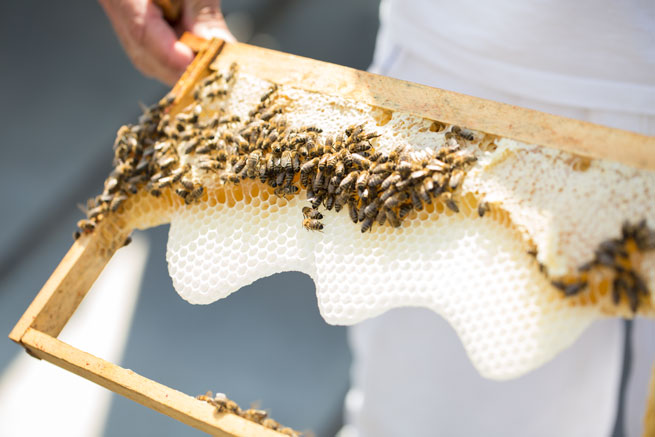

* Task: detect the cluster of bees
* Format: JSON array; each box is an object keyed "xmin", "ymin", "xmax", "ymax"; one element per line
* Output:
[
  {"xmin": 548, "ymin": 219, "xmax": 655, "ymax": 312},
  {"xmin": 196, "ymin": 391, "xmax": 300, "ymax": 436},
  {"xmin": 76, "ymin": 62, "xmax": 652, "ymax": 312},
  {"xmin": 179, "ymin": 70, "xmax": 479, "ymax": 234}
]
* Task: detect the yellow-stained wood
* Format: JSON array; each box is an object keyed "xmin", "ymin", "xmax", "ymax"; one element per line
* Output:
[
  {"xmin": 211, "ymin": 41, "xmax": 655, "ymax": 170},
  {"xmin": 180, "ymin": 31, "xmax": 209, "ymax": 53},
  {"xmin": 9, "ymin": 216, "xmax": 130, "ymax": 343},
  {"xmin": 644, "ymin": 364, "xmax": 655, "ymax": 437},
  {"xmin": 20, "ymin": 328, "xmax": 286, "ymax": 437},
  {"xmin": 170, "ymin": 37, "xmax": 224, "ymax": 116}
]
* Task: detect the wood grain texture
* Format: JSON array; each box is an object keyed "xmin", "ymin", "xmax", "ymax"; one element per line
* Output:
[
  {"xmin": 20, "ymin": 328, "xmax": 285, "ymax": 437},
  {"xmin": 211, "ymin": 41, "xmax": 654, "ymax": 170},
  {"xmin": 9, "ymin": 216, "xmax": 130, "ymax": 342}
]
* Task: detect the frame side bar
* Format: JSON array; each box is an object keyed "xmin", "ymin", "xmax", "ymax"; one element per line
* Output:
[
  {"xmin": 20, "ymin": 328, "xmax": 284, "ymax": 437},
  {"xmin": 170, "ymin": 37, "xmax": 224, "ymax": 116},
  {"xmin": 9, "ymin": 216, "xmax": 130, "ymax": 342},
  {"xmin": 212, "ymin": 42, "xmax": 655, "ymax": 170}
]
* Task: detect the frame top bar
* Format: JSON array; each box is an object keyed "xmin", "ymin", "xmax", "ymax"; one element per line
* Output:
[{"xmin": 210, "ymin": 41, "xmax": 654, "ymax": 170}]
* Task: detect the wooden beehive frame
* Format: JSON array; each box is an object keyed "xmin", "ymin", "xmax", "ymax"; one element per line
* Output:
[{"xmin": 9, "ymin": 35, "xmax": 655, "ymax": 436}]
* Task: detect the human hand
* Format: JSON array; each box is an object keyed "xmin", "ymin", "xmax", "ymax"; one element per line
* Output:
[{"xmin": 99, "ymin": 0, "xmax": 235, "ymax": 85}]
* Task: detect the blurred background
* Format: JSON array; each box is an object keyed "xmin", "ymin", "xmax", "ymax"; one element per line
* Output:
[{"xmin": 0, "ymin": 0, "xmax": 380, "ymax": 435}]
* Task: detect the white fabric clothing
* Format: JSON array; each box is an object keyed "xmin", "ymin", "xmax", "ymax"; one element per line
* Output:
[
  {"xmin": 382, "ymin": 0, "xmax": 655, "ymax": 117},
  {"xmin": 344, "ymin": 4, "xmax": 655, "ymax": 435}
]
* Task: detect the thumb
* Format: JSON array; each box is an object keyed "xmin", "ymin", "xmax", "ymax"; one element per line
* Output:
[{"xmin": 182, "ymin": 0, "xmax": 236, "ymax": 42}]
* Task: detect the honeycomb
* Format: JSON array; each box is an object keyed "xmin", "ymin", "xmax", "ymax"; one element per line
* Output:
[{"xmin": 82, "ymin": 65, "xmax": 655, "ymax": 380}]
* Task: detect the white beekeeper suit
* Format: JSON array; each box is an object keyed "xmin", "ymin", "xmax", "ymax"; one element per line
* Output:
[{"xmin": 343, "ymin": 1, "xmax": 655, "ymax": 436}]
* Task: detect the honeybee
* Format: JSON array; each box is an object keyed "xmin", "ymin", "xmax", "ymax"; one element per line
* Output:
[
  {"xmin": 218, "ymin": 115, "xmax": 241, "ymax": 125},
  {"xmin": 349, "ymin": 141, "xmax": 371, "ymax": 153},
  {"xmin": 220, "ymin": 172, "xmax": 241, "ymax": 184},
  {"xmin": 376, "ymin": 208, "xmax": 387, "ymax": 225},
  {"xmin": 260, "ymin": 106, "xmax": 282, "ymax": 121},
  {"xmin": 334, "ymin": 192, "xmax": 349, "ymax": 212},
  {"xmin": 367, "ymin": 173, "xmax": 386, "ymax": 188},
  {"xmin": 334, "ymin": 134, "xmax": 345, "ymax": 151},
  {"xmin": 432, "ymin": 173, "xmax": 448, "ymax": 194},
  {"xmin": 274, "ymin": 185, "xmax": 299, "ymax": 198},
  {"xmin": 232, "ymin": 156, "xmax": 247, "ymax": 174},
  {"xmin": 310, "ymin": 191, "xmax": 325, "ymax": 209},
  {"xmin": 347, "ymin": 196, "xmax": 359, "ymax": 223},
  {"xmin": 356, "ymin": 171, "xmax": 370, "ymax": 194},
  {"xmin": 410, "ymin": 169, "xmax": 428, "ymax": 181},
  {"xmin": 345, "ymin": 123, "xmax": 364, "ymax": 139},
  {"xmin": 381, "ymin": 173, "xmax": 401, "ymax": 191},
  {"xmin": 369, "ymin": 151, "xmax": 385, "ymax": 162},
  {"xmin": 452, "ymin": 125, "xmax": 476, "ymax": 141},
  {"xmin": 300, "ymin": 126, "xmax": 322, "ymax": 134},
  {"xmin": 339, "ymin": 148, "xmax": 353, "ymax": 168},
  {"xmin": 477, "ymin": 201, "xmax": 490, "ymax": 217},
  {"xmin": 398, "ymin": 203, "xmax": 413, "ymax": 220},
  {"xmin": 397, "ymin": 161, "xmax": 412, "ymax": 176},
  {"xmin": 422, "ymin": 176, "xmax": 434, "ymax": 193},
  {"xmin": 442, "ymin": 192, "xmax": 459, "ymax": 213},
  {"xmin": 449, "ymin": 169, "xmax": 464, "ymax": 190},
  {"xmin": 387, "ymin": 145, "xmax": 404, "ymax": 162},
  {"xmin": 242, "ymin": 409, "xmax": 268, "ymax": 424},
  {"xmin": 300, "ymin": 157, "xmax": 319, "ymax": 178},
  {"xmin": 327, "ymin": 175, "xmax": 340, "ymax": 194},
  {"xmin": 110, "ymin": 194, "xmax": 128, "ymax": 212},
  {"xmin": 409, "ymin": 188, "xmax": 423, "ymax": 211},
  {"xmin": 291, "ymin": 151, "xmax": 300, "ymax": 173},
  {"xmin": 385, "ymin": 208, "xmax": 401, "ymax": 227},
  {"xmin": 323, "ymin": 194, "xmax": 336, "ymax": 210},
  {"xmin": 171, "ymin": 164, "xmax": 190, "ymax": 182},
  {"xmin": 195, "ymin": 144, "xmax": 211, "ymax": 154},
  {"xmin": 77, "ymin": 219, "xmax": 96, "ymax": 232},
  {"xmin": 86, "ymin": 205, "xmax": 106, "ymax": 220},
  {"xmin": 303, "ymin": 218, "xmax": 324, "ymax": 231},
  {"xmin": 260, "ymin": 84, "xmax": 278, "ymax": 103},
  {"xmin": 395, "ymin": 177, "xmax": 412, "ymax": 191},
  {"xmin": 372, "ymin": 162, "xmax": 395, "ymax": 174},
  {"xmin": 105, "ymin": 176, "xmax": 120, "ymax": 193},
  {"xmin": 384, "ymin": 191, "xmax": 408, "ymax": 209},
  {"xmin": 157, "ymin": 175, "xmax": 174, "ymax": 188},
  {"xmin": 449, "ymin": 150, "xmax": 477, "ymax": 167},
  {"xmin": 313, "ymin": 169, "xmax": 326, "ymax": 191},
  {"xmin": 350, "ymin": 153, "xmax": 371, "ymax": 169},
  {"xmin": 246, "ymin": 150, "xmax": 262, "ymax": 179},
  {"xmin": 317, "ymin": 154, "xmax": 329, "ymax": 171},
  {"xmin": 426, "ymin": 159, "xmax": 447, "ymax": 172},
  {"xmin": 185, "ymin": 184, "xmax": 204, "ymax": 204},
  {"xmin": 302, "ymin": 207, "xmax": 323, "ymax": 219},
  {"xmin": 335, "ymin": 160, "xmax": 345, "ymax": 178},
  {"xmin": 380, "ymin": 185, "xmax": 397, "ymax": 202},
  {"xmin": 262, "ymin": 418, "xmax": 281, "ymax": 430},
  {"xmin": 360, "ymin": 216, "xmax": 374, "ymax": 233},
  {"xmin": 364, "ymin": 199, "xmax": 381, "ymax": 219},
  {"xmin": 416, "ymin": 183, "xmax": 431, "ymax": 204},
  {"xmin": 225, "ymin": 62, "xmax": 238, "ymax": 83}
]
